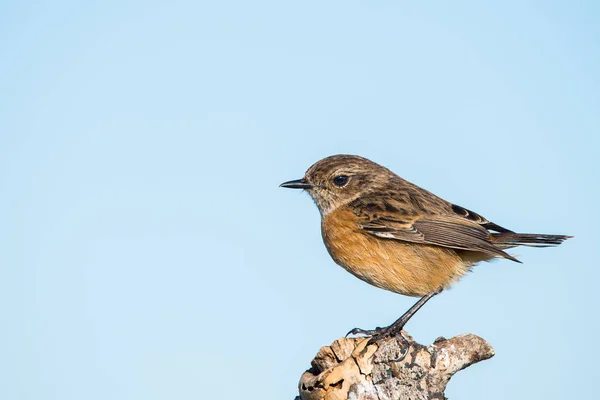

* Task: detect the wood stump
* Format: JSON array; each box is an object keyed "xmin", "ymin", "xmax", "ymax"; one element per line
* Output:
[{"xmin": 296, "ymin": 331, "xmax": 494, "ymax": 400}]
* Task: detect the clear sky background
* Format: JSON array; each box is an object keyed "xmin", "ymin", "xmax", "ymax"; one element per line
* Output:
[{"xmin": 1, "ymin": 1, "xmax": 598, "ymax": 399}]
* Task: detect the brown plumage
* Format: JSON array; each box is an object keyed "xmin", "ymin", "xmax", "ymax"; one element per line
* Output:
[{"xmin": 281, "ymin": 154, "xmax": 570, "ymax": 338}]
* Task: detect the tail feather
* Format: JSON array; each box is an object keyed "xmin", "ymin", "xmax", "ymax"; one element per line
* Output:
[{"xmin": 491, "ymin": 233, "xmax": 572, "ymax": 249}]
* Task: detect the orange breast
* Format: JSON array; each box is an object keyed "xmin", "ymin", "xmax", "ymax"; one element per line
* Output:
[{"xmin": 321, "ymin": 207, "xmax": 472, "ymax": 297}]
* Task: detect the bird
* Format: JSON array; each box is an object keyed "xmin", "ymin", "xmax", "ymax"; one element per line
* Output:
[{"xmin": 280, "ymin": 154, "xmax": 570, "ymax": 341}]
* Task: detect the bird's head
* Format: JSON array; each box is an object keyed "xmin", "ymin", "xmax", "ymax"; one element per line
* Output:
[{"xmin": 280, "ymin": 154, "xmax": 395, "ymax": 215}]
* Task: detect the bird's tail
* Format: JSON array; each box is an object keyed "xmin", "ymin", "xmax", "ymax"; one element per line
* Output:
[{"xmin": 491, "ymin": 232, "xmax": 572, "ymax": 249}]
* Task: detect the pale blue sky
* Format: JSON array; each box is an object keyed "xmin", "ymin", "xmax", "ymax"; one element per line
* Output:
[{"xmin": 1, "ymin": 1, "xmax": 598, "ymax": 399}]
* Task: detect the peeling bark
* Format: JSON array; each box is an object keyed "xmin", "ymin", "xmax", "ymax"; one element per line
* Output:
[{"xmin": 296, "ymin": 331, "xmax": 494, "ymax": 400}]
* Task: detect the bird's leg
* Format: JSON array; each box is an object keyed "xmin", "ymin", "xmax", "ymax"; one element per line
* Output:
[
  {"xmin": 371, "ymin": 288, "xmax": 443, "ymax": 343},
  {"xmin": 346, "ymin": 288, "xmax": 443, "ymax": 343}
]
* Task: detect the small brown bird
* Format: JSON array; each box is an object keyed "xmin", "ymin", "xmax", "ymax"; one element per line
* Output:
[{"xmin": 281, "ymin": 155, "xmax": 570, "ymax": 340}]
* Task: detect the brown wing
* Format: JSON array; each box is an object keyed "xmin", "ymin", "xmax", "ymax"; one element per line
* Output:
[{"xmin": 351, "ymin": 195, "xmax": 519, "ymax": 262}]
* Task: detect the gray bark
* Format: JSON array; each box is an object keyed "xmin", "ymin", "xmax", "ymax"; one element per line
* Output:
[{"xmin": 296, "ymin": 331, "xmax": 494, "ymax": 400}]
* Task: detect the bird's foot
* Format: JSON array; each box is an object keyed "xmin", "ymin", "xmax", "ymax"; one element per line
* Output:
[
  {"xmin": 347, "ymin": 324, "xmax": 411, "ymax": 361},
  {"xmin": 346, "ymin": 324, "xmax": 408, "ymax": 344},
  {"xmin": 346, "ymin": 322, "xmax": 405, "ymax": 340},
  {"xmin": 365, "ymin": 325, "xmax": 407, "ymax": 346},
  {"xmin": 345, "ymin": 326, "xmax": 385, "ymax": 337}
]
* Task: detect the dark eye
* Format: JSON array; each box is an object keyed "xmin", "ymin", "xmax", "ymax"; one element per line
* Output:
[{"xmin": 332, "ymin": 175, "xmax": 349, "ymax": 187}]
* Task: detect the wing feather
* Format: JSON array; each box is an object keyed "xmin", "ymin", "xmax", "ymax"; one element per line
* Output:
[{"xmin": 351, "ymin": 195, "xmax": 519, "ymax": 262}]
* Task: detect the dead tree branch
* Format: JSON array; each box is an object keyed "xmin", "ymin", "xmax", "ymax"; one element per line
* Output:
[{"xmin": 296, "ymin": 331, "xmax": 494, "ymax": 400}]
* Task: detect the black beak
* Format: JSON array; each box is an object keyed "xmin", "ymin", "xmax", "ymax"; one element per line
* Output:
[{"xmin": 279, "ymin": 178, "xmax": 313, "ymax": 189}]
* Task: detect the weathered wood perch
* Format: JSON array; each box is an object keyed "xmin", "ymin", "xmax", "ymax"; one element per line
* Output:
[{"xmin": 295, "ymin": 331, "xmax": 494, "ymax": 400}]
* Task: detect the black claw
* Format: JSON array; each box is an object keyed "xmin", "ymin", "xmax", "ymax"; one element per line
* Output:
[
  {"xmin": 346, "ymin": 326, "xmax": 388, "ymax": 338},
  {"xmin": 346, "ymin": 327, "xmax": 377, "ymax": 337},
  {"xmin": 390, "ymin": 337, "xmax": 410, "ymax": 362}
]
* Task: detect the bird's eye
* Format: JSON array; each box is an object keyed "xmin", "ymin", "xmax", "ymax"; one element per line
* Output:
[{"xmin": 332, "ymin": 175, "xmax": 349, "ymax": 187}]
